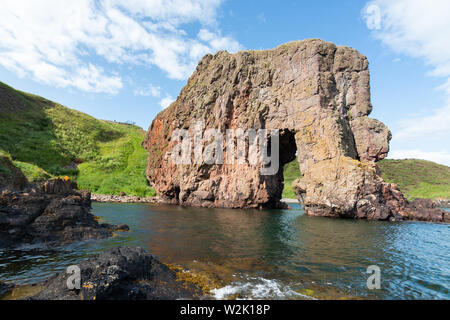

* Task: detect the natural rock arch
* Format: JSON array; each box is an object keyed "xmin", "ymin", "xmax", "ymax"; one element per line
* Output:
[{"xmin": 145, "ymin": 39, "xmax": 448, "ymax": 222}]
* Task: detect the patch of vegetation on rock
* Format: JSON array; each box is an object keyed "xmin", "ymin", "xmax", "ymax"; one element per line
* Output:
[{"xmin": 165, "ymin": 263, "xmax": 221, "ymax": 296}]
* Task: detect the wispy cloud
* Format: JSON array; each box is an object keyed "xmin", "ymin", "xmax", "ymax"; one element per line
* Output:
[
  {"xmin": 389, "ymin": 149, "xmax": 450, "ymax": 167},
  {"xmin": 134, "ymin": 84, "xmax": 161, "ymax": 97},
  {"xmin": 364, "ymin": 0, "xmax": 450, "ymax": 165},
  {"xmin": 159, "ymin": 95, "xmax": 175, "ymax": 109},
  {"xmin": 257, "ymin": 12, "xmax": 266, "ymax": 23},
  {"xmin": 0, "ymin": 0, "xmax": 242, "ymax": 94},
  {"xmin": 395, "ymin": 103, "xmax": 450, "ymax": 141}
]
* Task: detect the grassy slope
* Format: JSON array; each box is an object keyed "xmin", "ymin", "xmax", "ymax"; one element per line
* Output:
[
  {"xmin": 0, "ymin": 82, "xmax": 155, "ymax": 197},
  {"xmin": 282, "ymin": 160, "xmax": 302, "ymax": 199},
  {"xmin": 377, "ymin": 159, "xmax": 450, "ymax": 201},
  {"xmin": 282, "ymin": 158, "xmax": 450, "ymax": 201}
]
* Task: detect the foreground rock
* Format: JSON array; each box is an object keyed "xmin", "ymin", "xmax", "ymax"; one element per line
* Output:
[
  {"xmin": 0, "ymin": 179, "xmax": 129, "ymax": 248},
  {"xmin": 31, "ymin": 247, "xmax": 202, "ymax": 300},
  {"xmin": 406, "ymin": 199, "xmax": 449, "ymax": 223},
  {"xmin": 145, "ymin": 39, "xmax": 447, "ymax": 222},
  {"xmin": 0, "ymin": 281, "xmax": 14, "ymax": 297}
]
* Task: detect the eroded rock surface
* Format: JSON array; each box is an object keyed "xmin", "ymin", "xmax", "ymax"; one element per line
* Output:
[
  {"xmin": 0, "ymin": 179, "xmax": 128, "ymax": 247},
  {"xmin": 31, "ymin": 247, "xmax": 202, "ymax": 300},
  {"xmin": 145, "ymin": 39, "xmax": 448, "ymax": 222}
]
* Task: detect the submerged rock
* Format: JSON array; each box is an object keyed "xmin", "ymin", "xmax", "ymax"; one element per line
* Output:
[
  {"xmin": 144, "ymin": 39, "xmax": 447, "ymax": 222},
  {"xmin": 0, "ymin": 178, "xmax": 129, "ymax": 248},
  {"xmin": 30, "ymin": 247, "xmax": 202, "ymax": 300},
  {"xmin": 407, "ymin": 199, "xmax": 450, "ymax": 223}
]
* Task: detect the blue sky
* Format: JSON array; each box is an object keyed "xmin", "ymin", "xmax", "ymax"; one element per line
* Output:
[{"xmin": 0, "ymin": 0, "xmax": 449, "ymax": 165}]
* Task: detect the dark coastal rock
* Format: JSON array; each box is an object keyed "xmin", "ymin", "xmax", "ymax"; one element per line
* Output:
[
  {"xmin": 0, "ymin": 281, "xmax": 14, "ymax": 297},
  {"xmin": 144, "ymin": 39, "xmax": 447, "ymax": 222},
  {"xmin": 30, "ymin": 247, "xmax": 201, "ymax": 300},
  {"xmin": 406, "ymin": 199, "xmax": 450, "ymax": 223},
  {"xmin": 0, "ymin": 178, "xmax": 129, "ymax": 248}
]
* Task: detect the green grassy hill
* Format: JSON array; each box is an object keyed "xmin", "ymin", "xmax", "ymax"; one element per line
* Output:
[
  {"xmin": 282, "ymin": 158, "xmax": 450, "ymax": 201},
  {"xmin": 0, "ymin": 82, "xmax": 155, "ymax": 197},
  {"xmin": 282, "ymin": 159, "xmax": 302, "ymax": 199},
  {"xmin": 377, "ymin": 159, "xmax": 450, "ymax": 201}
]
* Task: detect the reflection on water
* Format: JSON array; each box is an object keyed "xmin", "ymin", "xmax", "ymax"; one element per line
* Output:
[{"xmin": 1, "ymin": 203, "xmax": 449, "ymax": 299}]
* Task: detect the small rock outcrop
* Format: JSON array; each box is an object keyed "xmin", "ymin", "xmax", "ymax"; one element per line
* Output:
[
  {"xmin": 31, "ymin": 247, "xmax": 202, "ymax": 300},
  {"xmin": 0, "ymin": 178, "xmax": 128, "ymax": 248},
  {"xmin": 407, "ymin": 198, "xmax": 449, "ymax": 222},
  {"xmin": 145, "ymin": 39, "xmax": 448, "ymax": 222}
]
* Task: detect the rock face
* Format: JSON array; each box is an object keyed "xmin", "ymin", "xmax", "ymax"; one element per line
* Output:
[
  {"xmin": 31, "ymin": 247, "xmax": 202, "ymax": 300},
  {"xmin": 145, "ymin": 39, "xmax": 448, "ymax": 222},
  {"xmin": 0, "ymin": 178, "xmax": 128, "ymax": 247}
]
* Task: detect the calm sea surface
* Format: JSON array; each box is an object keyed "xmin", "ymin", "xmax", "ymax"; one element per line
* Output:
[{"xmin": 1, "ymin": 203, "xmax": 449, "ymax": 299}]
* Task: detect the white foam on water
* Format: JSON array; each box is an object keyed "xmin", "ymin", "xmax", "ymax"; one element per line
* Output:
[{"xmin": 211, "ymin": 276, "xmax": 316, "ymax": 300}]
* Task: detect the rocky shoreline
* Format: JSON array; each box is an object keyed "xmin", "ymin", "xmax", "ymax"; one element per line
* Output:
[
  {"xmin": 91, "ymin": 194, "xmax": 160, "ymax": 204},
  {"xmin": 434, "ymin": 199, "xmax": 450, "ymax": 208},
  {"xmin": 0, "ymin": 179, "xmax": 129, "ymax": 248}
]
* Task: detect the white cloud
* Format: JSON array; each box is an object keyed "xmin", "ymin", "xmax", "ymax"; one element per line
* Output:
[
  {"xmin": 160, "ymin": 95, "xmax": 175, "ymax": 109},
  {"xmin": 388, "ymin": 149, "xmax": 450, "ymax": 167},
  {"xmin": 364, "ymin": 0, "xmax": 450, "ymax": 152},
  {"xmin": 0, "ymin": 0, "xmax": 242, "ymax": 94},
  {"xmin": 395, "ymin": 103, "xmax": 450, "ymax": 141},
  {"xmin": 364, "ymin": 4, "xmax": 381, "ymax": 30},
  {"xmin": 134, "ymin": 84, "xmax": 161, "ymax": 97},
  {"xmin": 365, "ymin": 0, "xmax": 450, "ymax": 77}
]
